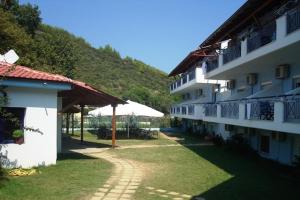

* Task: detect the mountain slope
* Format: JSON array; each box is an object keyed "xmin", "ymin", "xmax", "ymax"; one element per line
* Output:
[{"xmin": 0, "ymin": 5, "xmax": 173, "ymax": 113}]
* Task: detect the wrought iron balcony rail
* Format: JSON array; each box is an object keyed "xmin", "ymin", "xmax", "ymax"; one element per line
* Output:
[
  {"xmin": 206, "ymin": 59, "xmax": 219, "ymax": 73},
  {"xmin": 204, "ymin": 104, "xmax": 217, "ymax": 117},
  {"xmin": 287, "ymin": 7, "xmax": 300, "ymax": 34},
  {"xmin": 223, "ymin": 42, "xmax": 241, "ymax": 64},
  {"xmin": 188, "ymin": 105, "xmax": 195, "ymax": 115},
  {"xmin": 246, "ymin": 100, "xmax": 274, "ymax": 121},
  {"xmin": 181, "ymin": 106, "xmax": 187, "ymax": 115},
  {"xmin": 188, "ymin": 70, "xmax": 195, "ymax": 81},
  {"xmin": 284, "ymin": 97, "xmax": 300, "ymax": 122},
  {"xmin": 220, "ymin": 102, "xmax": 239, "ymax": 119},
  {"xmin": 247, "ymin": 21, "xmax": 276, "ymax": 53}
]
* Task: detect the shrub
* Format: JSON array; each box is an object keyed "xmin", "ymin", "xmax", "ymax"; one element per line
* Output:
[
  {"xmin": 12, "ymin": 129, "xmax": 24, "ymax": 138},
  {"xmin": 212, "ymin": 134, "xmax": 225, "ymax": 146}
]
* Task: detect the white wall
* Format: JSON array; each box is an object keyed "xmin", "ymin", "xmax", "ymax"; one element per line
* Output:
[{"xmin": 0, "ymin": 87, "xmax": 58, "ymax": 168}]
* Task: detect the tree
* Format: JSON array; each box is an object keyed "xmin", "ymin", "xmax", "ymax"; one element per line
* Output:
[{"xmin": 0, "ymin": 0, "xmax": 41, "ymax": 35}]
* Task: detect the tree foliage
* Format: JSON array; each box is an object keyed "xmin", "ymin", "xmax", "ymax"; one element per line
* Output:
[{"xmin": 0, "ymin": 1, "xmax": 175, "ymax": 113}]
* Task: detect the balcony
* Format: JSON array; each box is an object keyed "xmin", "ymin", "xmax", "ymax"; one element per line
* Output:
[
  {"xmin": 204, "ymin": 104, "xmax": 217, "ymax": 117},
  {"xmin": 188, "ymin": 105, "xmax": 194, "ymax": 115},
  {"xmin": 284, "ymin": 96, "xmax": 300, "ymax": 122},
  {"xmin": 170, "ymin": 104, "xmax": 204, "ymax": 120},
  {"xmin": 220, "ymin": 102, "xmax": 239, "ymax": 119},
  {"xmin": 204, "ymin": 12, "xmax": 300, "ymax": 80},
  {"xmin": 287, "ymin": 7, "xmax": 300, "ymax": 34},
  {"xmin": 223, "ymin": 42, "xmax": 241, "ymax": 64},
  {"xmin": 206, "ymin": 58, "xmax": 219, "ymax": 73},
  {"xmin": 247, "ymin": 21, "xmax": 276, "ymax": 53},
  {"xmin": 246, "ymin": 100, "xmax": 274, "ymax": 121},
  {"xmin": 169, "ymin": 67, "xmax": 206, "ymax": 94}
]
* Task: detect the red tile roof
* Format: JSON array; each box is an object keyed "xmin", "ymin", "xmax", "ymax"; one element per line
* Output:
[
  {"xmin": 0, "ymin": 62, "xmax": 126, "ymax": 106},
  {"xmin": 0, "ymin": 62, "xmax": 72, "ymax": 83}
]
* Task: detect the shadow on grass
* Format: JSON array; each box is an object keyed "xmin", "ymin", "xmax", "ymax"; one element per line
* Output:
[
  {"xmin": 58, "ymin": 151, "xmax": 98, "ymax": 160},
  {"xmin": 162, "ymin": 132, "xmax": 300, "ymax": 200},
  {"xmin": 0, "ymin": 167, "xmax": 9, "ymax": 187},
  {"xmin": 163, "ymin": 131, "xmax": 206, "ymax": 145},
  {"xmin": 187, "ymin": 145, "xmax": 300, "ymax": 200},
  {"xmin": 62, "ymin": 136, "xmax": 111, "ymax": 153}
]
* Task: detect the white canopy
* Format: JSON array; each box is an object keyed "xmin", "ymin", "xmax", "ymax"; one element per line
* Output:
[{"xmin": 89, "ymin": 100, "xmax": 164, "ymax": 118}]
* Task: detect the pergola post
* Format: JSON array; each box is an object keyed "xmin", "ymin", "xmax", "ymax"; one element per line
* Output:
[
  {"xmin": 80, "ymin": 105, "xmax": 84, "ymax": 143},
  {"xmin": 71, "ymin": 113, "xmax": 74, "ymax": 136},
  {"xmin": 66, "ymin": 113, "xmax": 70, "ymax": 135},
  {"xmin": 112, "ymin": 104, "xmax": 117, "ymax": 148}
]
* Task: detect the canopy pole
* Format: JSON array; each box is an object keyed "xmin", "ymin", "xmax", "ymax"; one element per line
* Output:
[
  {"xmin": 127, "ymin": 116, "xmax": 130, "ymax": 139},
  {"xmin": 112, "ymin": 104, "xmax": 117, "ymax": 148},
  {"xmin": 80, "ymin": 105, "xmax": 84, "ymax": 143}
]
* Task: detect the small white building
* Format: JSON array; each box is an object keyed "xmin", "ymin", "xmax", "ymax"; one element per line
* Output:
[{"xmin": 0, "ymin": 62, "xmax": 125, "ymax": 168}]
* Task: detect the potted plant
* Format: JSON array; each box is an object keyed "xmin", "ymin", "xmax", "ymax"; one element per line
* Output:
[{"xmin": 12, "ymin": 129, "xmax": 24, "ymax": 145}]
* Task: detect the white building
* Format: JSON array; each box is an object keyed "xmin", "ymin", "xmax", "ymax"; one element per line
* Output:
[
  {"xmin": 169, "ymin": 0, "xmax": 300, "ymax": 165},
  {"xmin": 0, "ymin": 62, "xmax": 125, "ymax": 168}
]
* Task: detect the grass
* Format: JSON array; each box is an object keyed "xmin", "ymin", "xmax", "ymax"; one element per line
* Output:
[
  {"xmin": 107, "ymin": 134, "xmax": 300, "ymax": 200},
  {"xmin": 0, "ymin": 153, "xmax": 112, "ymax": 200},
  {"xmin": 70, "ymin": 130, "xmax": 177, "ymax": 146},
  {"xmin": 1, "ymin": 132, "xmax": 299, "ymax": 200}
]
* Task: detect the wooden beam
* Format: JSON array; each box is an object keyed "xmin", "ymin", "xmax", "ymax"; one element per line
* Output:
[
  {"xmin": 80, "ymin": 105, "xmax": 84, "ymax": 143},
  {"xmin": 60, "ymin": 98, "xmax": 81, "ymax": 113},
  {"xmin": 111, "ymin": 105, "xmax": 117, "ymax": 148}
]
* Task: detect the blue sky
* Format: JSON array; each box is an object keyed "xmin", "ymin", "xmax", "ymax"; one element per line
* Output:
[{"xmin": 20, "ymin": 0, "xmax": 246, "ymax": 73}]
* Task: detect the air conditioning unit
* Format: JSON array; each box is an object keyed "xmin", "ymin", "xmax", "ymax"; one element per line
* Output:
[
  {"xmin": 226, "ymin": 80, "xmax": 235, "ymax": 90},
  {"xmin": 246, "ymin": 73, "xmax": 257, "ymax": 85},
  {"xmin": 275, "ymin": 64, "xmax": 289, "ymax": 79},
  {"xmin": 225, "ymin": 124, "xmax": 234, "ymax": 131}
]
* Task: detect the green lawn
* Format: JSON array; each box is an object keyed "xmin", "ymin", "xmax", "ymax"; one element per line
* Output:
[
  {"xmin": 1, "ymin": 132, "xmax": 299, "ymax": 200},
  {"xmin": 0, "ymin": 153, "xmax": 112, "ymax": 200},
  {"xmin": 108, "ymin": 141, "xmax": 300, "ymax": 200}
]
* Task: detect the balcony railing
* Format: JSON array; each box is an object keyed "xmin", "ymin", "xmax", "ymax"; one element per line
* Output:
[
  {"xmin": 188, "ymin": 70, "xmax": 195, "ymax": 81},
  {"xmin": 223, "ymin": 42, "xmax": 241, "ymax": 64},
  {"xmin": 182, "ymin": 106, "xmax": 187, "ymax": 115},
  {"xmin": 287, "ymin": 8, "xmax": 300, "ymax": 34},
  {"xmin": 246, "ymin": 100, "xmax": 274, "ymax": 121},
  {"xmin": 176, "ymin": 79, "xmax": 181, "ymax": 87},
  {"xmin": 284, "ymin": 97, "xmax": 300, "ymax": 122},
  {"xmin": 220, "ymin": 102, "xmax": 239, "ymax": 119},
  {"xmin": 188, "ymin": 105, "xmax": 195, "ymax": 115},
  {"xmin": 247, "ymin": 21, "xmax": 276, "ymax": 53},
  {"xmin": 206, "ymin": 59, "xmax": 219, "ymax": 73},
  {"xmin": 176, "ymin": 107, "xmax": 180, "ymax": 114},
  {"xmin": 204, "ymin": 104, "xmax": 217, "ymax": 117}
]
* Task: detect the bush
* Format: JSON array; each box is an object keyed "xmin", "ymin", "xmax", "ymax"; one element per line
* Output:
[
  {"xmin": 212, "ymin": 135, "xmax": 225, "ymax": 146},
  {"xmin": 226, "ymin": 134, "xmax": 257, "ymax": 156}
]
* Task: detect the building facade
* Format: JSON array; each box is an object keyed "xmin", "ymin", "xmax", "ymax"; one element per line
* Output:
[{"xmin": 169, "ymin": 0, "xmax": 300, "ymax": 165}]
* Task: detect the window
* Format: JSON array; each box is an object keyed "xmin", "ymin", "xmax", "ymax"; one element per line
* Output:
[
  {"xmin": 260, "ymin": 135, "xmax": 270, "ymax": 153},
  {"xmin": 0, "ymin": 107, "xmax": 26, "ymax": 144}
]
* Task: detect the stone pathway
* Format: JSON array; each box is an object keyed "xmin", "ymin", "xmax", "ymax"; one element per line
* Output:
[
  {"xmin": 145, "ymin": 186, "xmax": 195, "ymax": 200},
  {"xmin": 89, "ymin": 152, "xmax": 142, "ymax": 200}
]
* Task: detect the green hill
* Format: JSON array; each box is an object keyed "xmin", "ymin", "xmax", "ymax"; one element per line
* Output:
[{"xmin": 0, "ymin": 1, "xmax": 173, "ymax": 113}]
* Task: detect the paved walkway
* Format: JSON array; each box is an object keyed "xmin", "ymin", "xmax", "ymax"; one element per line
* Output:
[{"xmin": 89, "ymin": 152, "xmax": 142, "ymax": 200}]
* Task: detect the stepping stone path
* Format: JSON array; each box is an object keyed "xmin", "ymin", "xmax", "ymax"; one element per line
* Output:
[
  {"xmin": 145, "ymin": 186, "xmax": 202, "ymax": 200},
  {"xmin": 89, "ymin": 152, "xmax": 142, "ymax": 200}
]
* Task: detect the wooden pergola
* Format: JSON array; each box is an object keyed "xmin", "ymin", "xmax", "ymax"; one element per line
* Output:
[{"xmin": 58, "ymin": 80, "xmax": 126, "ymax": 147}]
